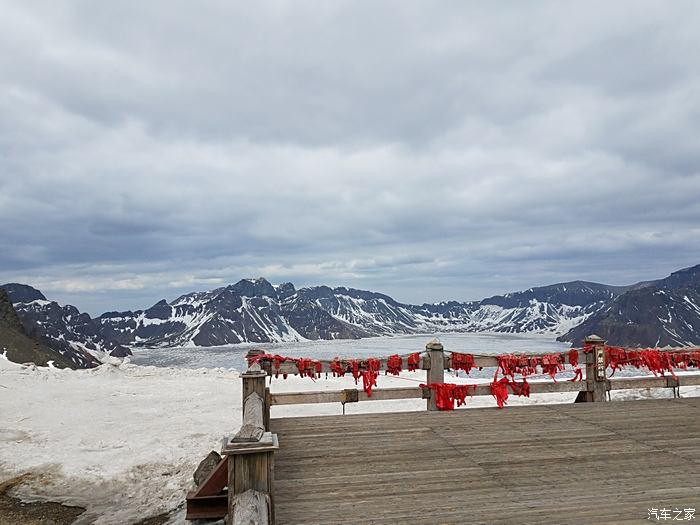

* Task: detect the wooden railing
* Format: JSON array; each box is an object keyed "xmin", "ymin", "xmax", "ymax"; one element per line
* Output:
[
  {"xmin": 262, "ymin": 336, "xmax": 700, "ymax": 410},
  {"xmin": 188, "ymin": 335, "xmax": 700, "ymax": 524}
]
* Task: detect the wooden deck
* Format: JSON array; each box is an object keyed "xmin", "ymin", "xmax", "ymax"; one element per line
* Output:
[{"xmin": 271, "ymin": 398, "xmax": 700, "ymax": 525}]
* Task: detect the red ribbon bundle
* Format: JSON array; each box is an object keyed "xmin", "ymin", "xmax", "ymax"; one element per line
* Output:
[
  {"xmin": 420, "ymin": 383, "xmax": 476, "ymax": 410},
  {"xmin": 490, "ymin": 377, "xmax": 530, "ymax": 408},
  {"xmin": 669, "ymin": 350, "xmax": 700, "ymax": 369},
  {"xmin": 568, "ymin": 349, "xmax": 579, "ymax": 368},
  {"xmin": 491, "ymin": 378, "xmax": 510, "ymax": 408},
  {"xmin": 497, "ymin": 354, "xmax": 539, "ymax": 379},
  {"xmin": 386, "ymin": 354, "xmax": 403, "ymax": 376},
  {"xmin": 362, "ymin": 358, "xmax": 381, "ymax": 396},
  {"xmin": 294, "ymin": 357, "xmax": 321, "ymax": 379},
  {"xmin": 540, "ymin": 353, "xmax": 565, "ymax": 380},
  {"xmin": 451, "ymin": 352, "xmax": 475, "ymax": 375},
  {"xmin": 330, "ymin": 358, "xmax": 345, "ymax": 377},
  {"xmin": 606, "ymin": 346, "xmax": 678, "ymax": 378},
  {"xmin": 407, "ymin": 352, "xmax": 421, "ymax": 372},
  {"xmin": 246, "ymin": 353, "xmax": 290, "ymax": 378},
  {"xmin": 568, "ymin": 349, "xmax": 583, "ymax": 382}
]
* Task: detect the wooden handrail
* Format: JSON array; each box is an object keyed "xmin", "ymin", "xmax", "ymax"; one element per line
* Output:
[
  {"xmin": 251, "ymin": 345, "xmax": 698, "ymax": 377},
  {"xmin": 267, "ymin": 374, "xmax": 700, "ymax": 407}
]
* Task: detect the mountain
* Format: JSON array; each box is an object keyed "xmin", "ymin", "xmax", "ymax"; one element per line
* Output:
[
  {"xmin": 0, "ymin": 288, "xmax": 97, "ymax": 368},
  {"xmin": 8, "ymin": 265, "xmax": 700, "ymax": 353},
  {"xmin": 95, "ymin": 278, "xmax": 626, "ymax": 348},
  {"xmin": 1, "ymin": 283, "xmax": 131, "ymax": 364},
  {"xmin": 97, "ymin": 280, "xmax": 375, "ymax": 347},
  {"xmin": 559, "ymin": 265, "xmax": 700, "ymax": 347},
  {"xmin": 412, "ymin": 281, "xmax": 627, "ymax": 334}
]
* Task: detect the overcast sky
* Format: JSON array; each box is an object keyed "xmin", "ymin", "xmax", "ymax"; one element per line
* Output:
[{"xmin": 1, "ymin": 1, "xmax": 700, "ymax": 315}]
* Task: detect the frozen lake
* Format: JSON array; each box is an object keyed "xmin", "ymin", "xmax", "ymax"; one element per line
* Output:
[{"xmin": 130, "ymin": 332, "xmax": 570, "ymax": 373}]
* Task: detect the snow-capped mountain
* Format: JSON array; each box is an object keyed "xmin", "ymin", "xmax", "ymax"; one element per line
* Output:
[
  {"xmin": 0, "ymin": 287, "xmax": 101, "ymax": 368},
  {"xmin": 95, "ymin": 278, "xmax": 626, "ymax": 348},
  {"xmin": 559, "ymin": 264, "xmax": 700, "ymax": 347},
  {"xmin": 1, "ymin": 283, "xmax": 131, "ymax": 364},
  {"xmin": 6, "ymin": 264, "xmax": 699, "ymax": 355},
  {"xmin": 413, "ymin": 281, "xmax": 626, "ymax": 334},
  {"xmin": 98, "ymin": 280, "xmax": 375, "ymax": 347}
]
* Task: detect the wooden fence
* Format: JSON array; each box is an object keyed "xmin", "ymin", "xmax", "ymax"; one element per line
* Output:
[{"xmin": 186, "ymin": 335, "xmax": 700, "ymax": 524}]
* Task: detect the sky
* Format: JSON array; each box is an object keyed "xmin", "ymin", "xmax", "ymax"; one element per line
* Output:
[{"xmin": 1, "ymin": 1, "xmax": 700, "ymax": 315}]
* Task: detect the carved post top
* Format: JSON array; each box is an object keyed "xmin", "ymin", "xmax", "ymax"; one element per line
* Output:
[
  {"xmin": 583, "ymin": 334, "xmax": 606, "ymax": 345},
  {"xmin": 242, "ymin": 361, "xmax": 267, "ymax": 378},
  {"xmin": 426, "ymin": 338, "xmax": 443, "ymax": 351},
  {"xmin": 245, "ymin": 348, "xmax": 265, "ymax": 359}
]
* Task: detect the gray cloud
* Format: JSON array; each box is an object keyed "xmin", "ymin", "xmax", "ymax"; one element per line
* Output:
[{"xmin": 1, "ymin": 0, "xmax": 700, "ymax": 315}]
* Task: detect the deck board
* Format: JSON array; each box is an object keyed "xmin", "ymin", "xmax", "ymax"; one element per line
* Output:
[{"xmin": 271, "ymin": 399, "xmax": 700, "ymax": 524}]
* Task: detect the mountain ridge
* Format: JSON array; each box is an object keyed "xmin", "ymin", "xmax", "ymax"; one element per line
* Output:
[
  {"xmin": 1, "ymin": 283, "xmax": 131, "ymax": 367},
  {"xmin": 94, "ymin": 277, "xmax": 631, "ymax": 348},
  {"xmin": 558, "ymin": 264, "xmax": 700, "ymax": 347},
  {"xmin": 3, "ymin": 265, "xmax": 699, "ymax": 360},
  {"xmin": 0, "ymin": 288, "xmax": 98, "ymax": 368}
]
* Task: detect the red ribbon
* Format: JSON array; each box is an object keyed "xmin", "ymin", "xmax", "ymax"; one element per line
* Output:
[
  {"xmin": 451, "ymin": 352, "xmax": 475, "ymax": 375},
  {"xmin": 420, "ymin": 383, "xmax": 476, "ymax": 410},
  {"xmin": 407, "ymin": 352, "xmax": 421, "ymax": 372},
  {"xmin": 386, "ymin": 354, "xmax": 403, "ymax": 376}
]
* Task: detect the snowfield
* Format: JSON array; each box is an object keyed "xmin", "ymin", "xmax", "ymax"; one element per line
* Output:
[{"xmin": 1, "ymin": 355, "xmax": 699, "ymax": 524}]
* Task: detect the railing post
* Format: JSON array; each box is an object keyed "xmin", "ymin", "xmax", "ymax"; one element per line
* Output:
[
  {"xmin": 584, "ymin": 335, "xmax": 608, "ymax": 402},
  {"xmin": 244, "ymin": 350, "xmax": 270, "ymax": 431},
  {"xmin": 222, "ymin": 357, "xmax": 277, "ymax": 524},
  {"xmin": 426, "ymin": 339, "xmax": 445, "ymax": 411}
]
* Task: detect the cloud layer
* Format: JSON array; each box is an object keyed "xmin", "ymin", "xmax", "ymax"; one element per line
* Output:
[{"xmin": 2, "ymin": 1, "xmax": 700, "ymax": 314}]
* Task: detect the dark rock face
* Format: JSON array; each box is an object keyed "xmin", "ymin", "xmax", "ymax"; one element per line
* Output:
[
  {"xmin": 559, "ymin": 264, "xmax": 700, "ymax": 347},
  {"xmin": 1, "ymin": 284, "xmax": 131, "ymax": 362},
  {"xmin": 480, "ymin": 281, "xmax": 630, "ymax": 308},
  {"xmin": 0, "ymin": 289, "xmax": 93, "ymax": 368},
  {"xmin": 2, "ymin": 283, "xmax": 47, "ymax": 303},
  {"xmin": 0, "ymin": 288, "xmax": 25, "ymax": 334}
]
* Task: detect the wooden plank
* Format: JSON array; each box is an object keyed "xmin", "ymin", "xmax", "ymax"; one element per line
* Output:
[
  {"xmin": 270, "ymin": 387, "xmax": 422, "ymax": 405},
  {"xmin": 607, "ymin": 374, "xmax": 700, "ymax": 390},
  {"xmin": 185, "ymin": 492, "xmax": 228, "ymax": 520},
  {"xmin": 679, "ymin": 374, "xmax": 700, "ymax": 386},
  {"xmin": 270, "ymin": 381, "xmax": 584, "ymax": 406},
  {"xmin": 270, "ymin": 397, "xmax": 700, "ymax": 524}
]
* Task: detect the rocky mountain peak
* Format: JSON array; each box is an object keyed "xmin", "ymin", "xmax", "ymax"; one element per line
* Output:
[
  {"xmin": 276, "ymin": 282, "xmax": 296, "ymax": 300},
  {"xmin": 226, "ymin": 278, "xmax": 276, "ymax": 298},
  {"xmin": 2, "ymin": 283, "xmax": 47, "ymax": 303}
]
